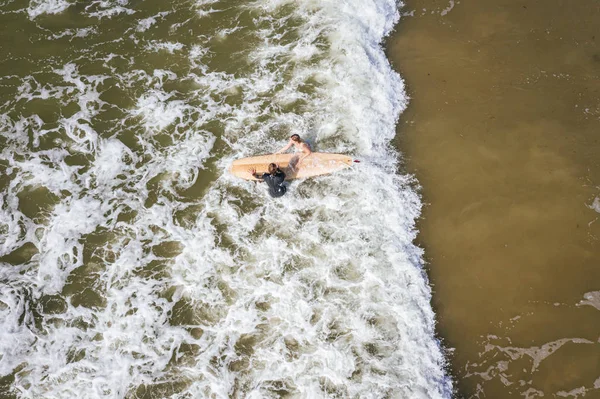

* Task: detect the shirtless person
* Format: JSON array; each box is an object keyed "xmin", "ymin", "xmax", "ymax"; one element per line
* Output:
[{"xmin": 276, "ymin": 134, "xmax": 312, "ymax": 167}]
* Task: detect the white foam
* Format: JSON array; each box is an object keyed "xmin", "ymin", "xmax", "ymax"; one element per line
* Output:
[
  {"xmin": 136, "ymin": 16, "xmax": 157, "ymax": 32},
  {"xmin": 440, "ymin": 0, "xmax": 455, "ymax": 16},
  {"xmin": 37, "ymin": 197, "xmax": 106, "ymax": 293},
  {"xmin": 146, "ymin": 41, "xmax": 185, "ymax": 54},
  {"xmin": 0, "ymin": 0, "xmax": 452, "ymax": 397},
  {"xmin": 194, "ymin": 0, "xmax": 221, "ymax": 18},
  {"xmin": 88, "ymin": 139, "xmax": 136, "ymax": 187},
  {"xmin": 27, "ymin": 0, "xmax": 72, "ymax": 19},
  {"xmin": 578, "ymin": 291, "xmax": 600, "ymax": 311},
  {"xmin": 465, "ymin": 335, "xmax": 597, "ymax": 395},
  {"xmin": 557, "ymin": 386, "xmax": 587, "ymax": 398},
  {"xmin": 52, "ymin": 64, "xmax": 107, "ymax": 153},
  {"xmin": 131, "ymin": 89, "xmax": 189, "ymax": 132},
  {"xmin": 589, "ymin": 197, "xmax": 600, "ymax": 214},
  {"xmin": 85, "ymin": 0, "xmax": 135, "ymax": 19}
]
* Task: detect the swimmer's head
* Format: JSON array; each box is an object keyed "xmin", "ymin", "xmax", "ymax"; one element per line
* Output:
[
  {"xmin": 268, "ymin": 163, "xmax": 278, "ymax": 174},
  {"xmin": 290, "ymin": 134, "xmax": 301, "ymax": 143}
]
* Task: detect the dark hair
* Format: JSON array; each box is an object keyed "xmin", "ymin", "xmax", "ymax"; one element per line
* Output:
[
  {"xmin": 290, "ymin": 134, "xmax": 301, "ymax": 142},
  {"xmin": 268, "ymin": 163, "xmax": 278, "ymax": 174}
]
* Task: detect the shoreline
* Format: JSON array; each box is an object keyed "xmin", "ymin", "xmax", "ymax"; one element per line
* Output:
[
  {"xmin": 383, "ymin": 14, "xmax": 460, "ymax": 398},
  {"xmin": 384, "ymin": 0, "xmax": 600, "ymax": 396}
]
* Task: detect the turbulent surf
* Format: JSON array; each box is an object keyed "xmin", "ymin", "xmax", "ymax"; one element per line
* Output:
[{"xmin": 0, "ymin": 0, "xmax": 451, "ymax": 397}]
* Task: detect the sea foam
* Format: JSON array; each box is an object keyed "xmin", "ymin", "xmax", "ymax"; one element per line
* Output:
[{"xmin": 0, "ymin": 0, "xmax": 451, "ymax": 397}]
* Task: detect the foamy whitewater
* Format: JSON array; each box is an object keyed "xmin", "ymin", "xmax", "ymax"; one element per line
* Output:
[{"xmin": 0, "ymin": 0, "xmax": 451, "ymax": 397}]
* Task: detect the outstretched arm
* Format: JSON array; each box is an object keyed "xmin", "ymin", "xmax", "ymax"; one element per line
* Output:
[
  {"xmin": 276, "ymin": 139, "xmax": 293, "ymax": 154},
  {"xmin": 247, "ymin": 167, "xmax": 263, "ymax": 181}
]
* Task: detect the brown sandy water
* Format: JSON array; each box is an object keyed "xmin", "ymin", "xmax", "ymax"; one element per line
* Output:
[{"xmin": 386, "ymin": 0, "xmax": 600, "ymax": 397}]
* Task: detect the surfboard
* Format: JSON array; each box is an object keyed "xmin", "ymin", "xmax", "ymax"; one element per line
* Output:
[{"xmin": 229, "ymin": 153, "xmax": 356, "ymax": 181}]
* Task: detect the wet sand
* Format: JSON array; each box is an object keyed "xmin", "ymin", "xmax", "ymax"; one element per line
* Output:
[{"xmin": 386, "ymin": 0, "xmax": 600, "ymax": 397}]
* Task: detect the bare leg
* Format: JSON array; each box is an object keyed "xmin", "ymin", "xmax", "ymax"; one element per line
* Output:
[{"xmin": 288, "ymin": 155, "xmax": 300, "ymax": 171}]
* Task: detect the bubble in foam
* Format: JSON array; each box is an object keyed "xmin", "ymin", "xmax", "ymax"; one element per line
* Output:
[
  {"xmin": 146, "ymin": 41, "xmax": 185, "ymax": 54},
  {"xmin": 578, "ymin": 291, "xmax": 600, "ymax": 311},
  {"xmin": 589, "ymin": 197, "xmax": 600, "ymax": 214},
  {"xmin": 27, "ymin": 0, "xmax": 72, "ymax": 19},
  {"xmin": 85, "ymin": 0, "xmax": 135, "ymax": 19},
  {"xmin": 131, "ymin": 90, "xmax": 189, "ymax": 133},
  {"xmin": 89, "ymin": 139, "xmax": 136, "ymax": 187}
]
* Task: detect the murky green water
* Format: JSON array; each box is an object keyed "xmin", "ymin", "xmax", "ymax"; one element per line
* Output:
[{"xmin": 0, "ymin": 0, "xmax": 452, "ymax": 397}]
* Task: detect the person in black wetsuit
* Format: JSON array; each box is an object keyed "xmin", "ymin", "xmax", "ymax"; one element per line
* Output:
[{"xmin": 248, "ymin": 163, "xmax": 287, "ymax": 198}]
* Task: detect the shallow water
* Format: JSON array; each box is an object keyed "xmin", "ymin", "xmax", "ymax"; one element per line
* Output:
[
  {"xmin": 0, "ymin": 1, "xmax": 451, "ymax": 398},
  {"xmin": 386, "ymin": 0, "xmax": 600, "ymax": 397}
]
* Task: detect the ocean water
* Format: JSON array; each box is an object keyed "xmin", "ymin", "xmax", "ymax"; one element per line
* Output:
[
  {"xmin": 0, "ymin": 0, "xmax": 451, "ymax": 397},
  {"xmin": 387, "ymin": 0, "xmax": 600, "ymax": 397}
]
